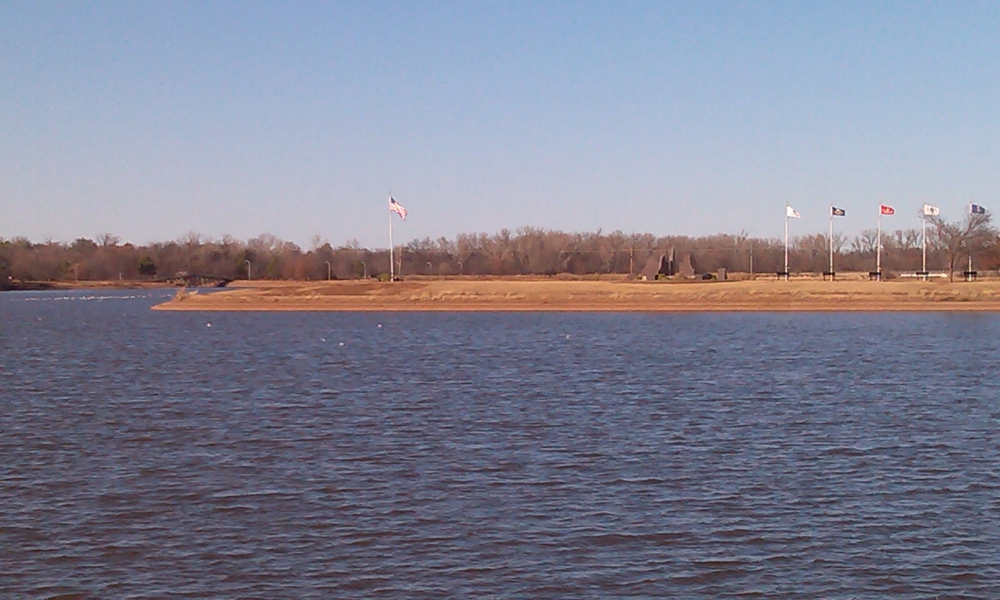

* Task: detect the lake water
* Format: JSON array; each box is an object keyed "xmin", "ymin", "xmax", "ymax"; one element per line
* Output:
[{"xmin": 2, "ymin": 290, "xmax": 1000, "ymax": 598}]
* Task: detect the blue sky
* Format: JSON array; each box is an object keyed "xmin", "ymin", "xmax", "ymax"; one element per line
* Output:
[{"xmin": 3, "ymin": 1, "xmax": 1000, "ymax": 247}]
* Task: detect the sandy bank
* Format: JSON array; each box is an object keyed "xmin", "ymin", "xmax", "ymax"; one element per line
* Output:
[{"xmin": 150, "ymin": 278, "xmax": 1000, "ymax": 312}]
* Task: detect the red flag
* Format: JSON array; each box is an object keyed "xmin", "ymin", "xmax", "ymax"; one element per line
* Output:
[{"xmin": 880, "ymin": 204, "xmax": 895, "ymax": 215}]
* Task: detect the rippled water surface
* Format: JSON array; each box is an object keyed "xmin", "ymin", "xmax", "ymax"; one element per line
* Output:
[{"xmin": 3, "ymin": 290, "xmax": 1000, "ymax": 598}]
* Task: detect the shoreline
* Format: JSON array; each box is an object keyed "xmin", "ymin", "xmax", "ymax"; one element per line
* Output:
[
  {"xmin": 151, "ymin": 278, "xmax": 1000, "ymax": 312},
  {"xmin": 2, "ymin": 281, "xmax": 174, "ymax": 292}
]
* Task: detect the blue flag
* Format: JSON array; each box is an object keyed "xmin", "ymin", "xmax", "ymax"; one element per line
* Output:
[{"xmin": 971, "ymin": 204, "xmax": 986, "ymax": 215}]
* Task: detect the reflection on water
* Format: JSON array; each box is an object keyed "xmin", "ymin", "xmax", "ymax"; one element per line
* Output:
[{"xmin": 2, "ymin": 290, "xmax": 1000, "ymax": 598}]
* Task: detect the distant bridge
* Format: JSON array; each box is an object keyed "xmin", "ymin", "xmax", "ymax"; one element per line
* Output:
[{"xmin": 154, "ymin": 273, "xmax": 233, "ymax": 288}]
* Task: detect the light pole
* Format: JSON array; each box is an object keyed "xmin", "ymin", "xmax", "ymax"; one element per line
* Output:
[
  {"xmin": 245, "ymin": 260, "xmax": 252, "ymax": 281},
  {"xmin": 361, "ymin": 261, "xmax": 367, "ymax": 279},
  {"xmin": 325, "ymin": 261, "xmax": 331, "ymax": 281}
]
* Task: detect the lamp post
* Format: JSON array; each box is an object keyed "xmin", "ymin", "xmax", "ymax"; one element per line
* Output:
[
  {"xmin": 361, "ymin": 261, "xmax": 367, "ymax": 279},
  {"xmin": 458, "ymin": 261, "xmax": 463, "ymax": 275},
  {"xmin": 245, "ymin": 260, "xmax": 252, "ymax": 281},
  {"xmin": 325, "ymin": 261, "xmax": 331, "ymax": 281}
]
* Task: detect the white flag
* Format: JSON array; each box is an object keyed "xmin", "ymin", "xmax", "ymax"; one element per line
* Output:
[
  {"xmin": 786, "ymin": 206, "xmax": 801, "ymax": 219},
  {"xmin": 923, "ymin": 204, "xmax": 940, "ymax": 216}
]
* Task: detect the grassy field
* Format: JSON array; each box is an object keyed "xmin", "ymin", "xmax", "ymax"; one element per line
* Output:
[{"xmin": 152, "ymin": 276, "xmax": 1000, "ymax": 312}]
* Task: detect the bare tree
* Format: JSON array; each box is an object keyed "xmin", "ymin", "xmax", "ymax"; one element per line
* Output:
[
  {"xmin": 930, "ymin": 212, "xmax": 996, "ymax": 281},
  {"xmin": 97, "ymin": 233, "xmax": 120, "ymax": 247},
  {"xmin": 179, "ymin": 232, "xmax": 203, "ymax": 273},
  {"xmin": 852, "ymin": 229, "xmax": 879, "ymax": 256}
]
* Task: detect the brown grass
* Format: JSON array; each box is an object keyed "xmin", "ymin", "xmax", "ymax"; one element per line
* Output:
[{"xmin": 151, "ymin": 277, "xmax": 1000, "ymax": 312}]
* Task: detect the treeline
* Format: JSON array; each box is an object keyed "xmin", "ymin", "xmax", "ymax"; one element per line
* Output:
[{"xmin": 1, "ymin": 216, "xmax": 997, "ymax": 287}]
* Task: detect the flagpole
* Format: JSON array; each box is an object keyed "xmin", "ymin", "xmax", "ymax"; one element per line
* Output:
[
  {"xmin": 921, "ymin": 213, "xmax": 927, "ymax": 279},
  {"xmin": 389, "ymin": 197, "xmax": 394, "ymax": 282},
  {"xmin": 876, "ymin": 208, "xmax": 882, "ymax": 281},
  {"xmin": 784, "ymin": 206, "xmax": 789, "ymax": 281},
  {"xmin": 829, "ymin": 206, "xmax": 834, "ymax": 278},
  {"xmin": 968, "ymin": 202, "xmax": 973, "ymax": 281}
]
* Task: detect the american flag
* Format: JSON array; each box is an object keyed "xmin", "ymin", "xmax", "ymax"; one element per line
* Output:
[{"xmin": 389, "ymin": 197, "xmax": 407, "ymax": 220}]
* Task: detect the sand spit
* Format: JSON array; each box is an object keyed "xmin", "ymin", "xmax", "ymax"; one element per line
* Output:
[{"xmin": 151, "ymin": 278, "xmax": 1000, "ymax": 312}]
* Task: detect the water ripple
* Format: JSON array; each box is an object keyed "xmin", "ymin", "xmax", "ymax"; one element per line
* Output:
[{"xmin": 2, "ymin": 293, "xmax": 1000, "ymax": 597}]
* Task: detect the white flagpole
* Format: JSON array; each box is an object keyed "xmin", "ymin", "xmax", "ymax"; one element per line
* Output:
[
  {"xmin": 968, "ymin": 202, "xmax": 974, "ymax": 282},
  {"xmin": 389, "ymin": 197, "xmax": 394, "ymax": 281},
  {"xmin": 921, "ymin": 213, "xmax": 927, "ymax": 279},
  {"xmin": 829, "ymin": 206, "xmax": 834, "ymax": 278},
  {"xmin": 784, "ymin": 207, "xmax": 789, "ymax": 281},
  {"xmin": 876, "ymin": 208, "xmax": 882, "ymax": 280}
]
